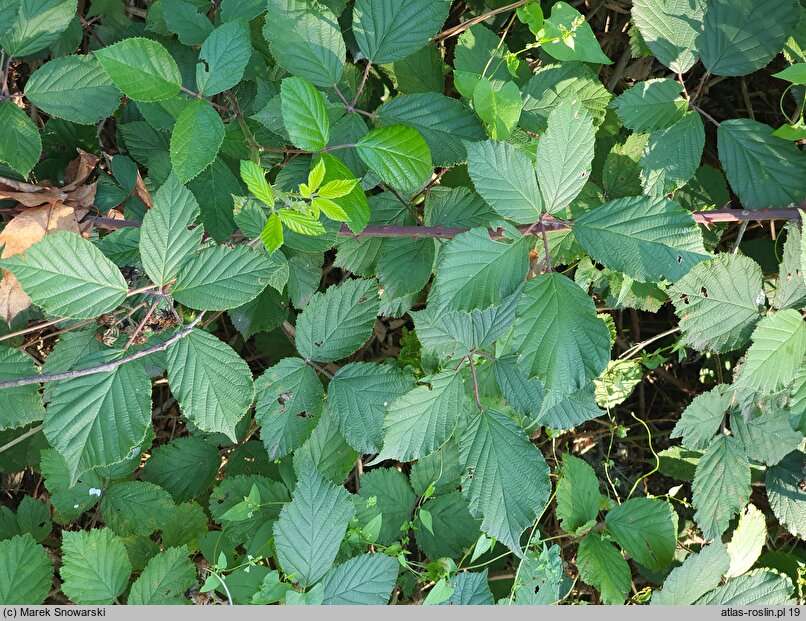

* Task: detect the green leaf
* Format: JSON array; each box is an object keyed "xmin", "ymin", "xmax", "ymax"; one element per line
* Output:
[
  {"xmin": 141, "ymin": 436, "xmax": 221, "ymax": 503},
  {"xmin": 472, "ymin": 78, "xmax": 522, "ymax": 141},
  {"xmin": 697, "ymin": 570, "xmax": 795, "ymax": 605},
  {"xmin": 726, "ymin": 504, "xmax": 768, "ymax": 579},
  {"xmin": 774, "ymin": 222, "xmax": 806, "ymax": 310},
  {"xmin": 0, "ymin": 0, "xmax": 77, "ymax": 57},
  {"xmin": 556, "ymin": 454, "xmax": 601, "ymax": 533},
  {"xmin": 671, "ymin": 384, "xmax": 731, "ymax": 450},
  {"xmin": 357, "ymin": 125, "xmax": 432, "ymax": 195},
  {"xmin": 669, "ymin": 254, "xmax": 764, "ymax": 353},
  {"xmin": 376, "ymin": 238, "xmax": 435, "ymax": 298},
  {"xmin": 262, "ymin": 0, "xmax": 345, "ymax": 88},
  {"xmin": 641, "ymin": 111, "xmax": 705, "ymax": 196},
  {"xmin": 44, "ymin": 360, "xmax": 151, "ymax": 484},
  {"xmin": 693, "ymin": 435, "xmax": 751, "ymax": 540},
  {"xmin": 731, "ymin": 412, "xmax": 803, "ymax": 468},
  {"xmin": 606, "ymin": 497, "xmax": 676, "ymax": 571},
  {"xmin": 60, "ymin": 529, "xmax": 131, "ymax": 605},
  {"xmin": 240, "ymin": 160, "xmax": 274, "ymax": 207},
  {"xmin": 273, "ymin": 459, "xmax": 355, "ymax": 587},
  {"xmin": 372, "ymin": 370, "xmax": 465, "ymax": 463},
  {"xmin": 352, "ymin": 0, "xmax": 450, "ymax": 64},
  {"xmin": 295, "ymin": 277, "xmax": 379, "ymax": 362},
  {"xmin": 254, "ymin": 358, "xmax": 323, "ymax": 460},
  {"xmin": 460, "ymin": 408, "xmax": 551, "ymax": 555},
  {"xmin": 766, "ymin": 450, "xmax": 806, "ymax": 538},
  {"xmin": 95, "ymin": 37, "xmax": 181, "ymax": 102},
  {"xmin": 717, "ymin": 118, "xmax": 806, "ymax": 209},
  {"xmin": 169, "ymin": 100, "xmax": 225, "ymax": 184},
  {"xmin": 128, "ymin": 546, "xmax": 196, "ymax": 605},
  {"xmin": 326, "ymin": 362, "xmax": 414, "ymax": 454},
  {"xmin": 354, "ymin": 468, "xmax": 417, "ymax": 543},
  {"xmin": 602, "ymin": 133, "xmax": 648, "ymax": 199},
  {"xmin": 541, "ymin": 2, "xmax": 612, "ymax": 65},
  {"xmin": 24, "ymin": 55, "xmax": 121, "ymax": 124},
  {"xmin": 465, "ymin": 140, "xmax": 541, "ymax": 224},
  {"xmin": 140, "ymin": 173, "xmax": 202, "ymax": 286},
  {"xmin": 576, "ymin": 533, "xmax": 631, "ymax": 605},
  {"xmin": 631, "ymin": 0, "xmax": 705, "ymax": 73},
  {"xmin": 428, "ymin": 228, "xmax": 529, "ymax": 314},
  {"xmin": 315, "ymin": 154, "xmax": 370, "ymax": 234},
  {"xmin": 735, "ymin": 309, "xmax": 806, "ymax": 394},
  {"xmin": 774, "ymin": 63, "xmax": 806, "ymax": 84},
  {"xmin": 701, "ymin": 0, "xmax": 799, "ymax": 77},
  {"xmin": 260, "ymin": 214, "xmax": 284, "ymax": 254},
  {"xmin": 320, "ymin": 554, "xmax": 398, "ymax": 605},
  {"xmin": 172, "ymin": 245, "xmax": 274, "ymax": 311},
  {"xmin": 573, "ymin": 196, "xmax": 709, "ymax": 283},
  {"xmin": 376, "ymin": 93, "xmax": 485, "ymax": 166},
  {"xmin": 0, "ymin": 100, "xmax": 41, "ymax": 177},
  {"xmin": 423, "ymin": 577, "xmax": 454, "ymax": 605},
  {"xmin": 513, "ymin": 272, "xmax": 611, "ymax": 393},
  {"xmin": 278, "ymin": 210, "xmax": 326, "ymax": 236},
  {"xmin": 293, "ymin": 409, "xmax": 357, "ymax": 485},
  {"xmin": 281, "ymin": 77, "xmax": 330, "ymax": 151},
  {"xmin": 0, "ymin": 347, "xmax": 44, "ymax": 431},
  {"xmin": 0, "ymin": 534, "xmax": 52, "ymax": 605},
  {"xmin": 492, "ymin": 354, "xmax": 547, "ymax": 419},
  {"xmin": 196, "ymin": 20, "xmax": 251, "ymax": 96},
  {"xmin": 101, "ymin": 481, "xmax": 176, "ymax": 538},
  {"xmin": 209, "ymin": 475, "xmax": 289, "ymax": 544},
  {"xmin": 415, "ymin": 493, "xmax": 481, "ymax": 560},
  {"xmin": 163, "ymin": 0, "xmax": 212, "ymax": 44},
  {"xmin": 166, "ymin": 329, "xmax": 254, "ymax": 442},
  {"xmin": 611, "ymin": 78, "xmax": 687, "ymax": 133},
  {"xmin": 651, "ymin": 543, "xmax": 730, "ymax": 604},
  {"xmin": 536, "ymin": 99, "xmax": 595, "ymax": 213}
]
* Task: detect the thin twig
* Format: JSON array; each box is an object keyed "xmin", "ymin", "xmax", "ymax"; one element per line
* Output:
[
  {"xmin": 0, "ymin": 314, "xmax": 204, "ymax": 390},
  {"xmin": 0, "ymin": 424, "xmax": 42, "ymax": 455},
  {"xmin": 732, "ymin": 220, "xmax": 749, "ymax": 254},
  {"xmin": 350, "ymin": 61, "xmax": 373, "ymax": 109},
  {"xmin": 539, "ymin": 219, "xmax": 553, "ymax": 272},
  {"xmin": 435, "ymin": 0, "xmax": 533, "ymax": 41},
  {"xmin": 124, "ymin": 297, "xmax": 160, "ymax": 350},
  {"xmin": 690, "ymin": 102, "xmax": 720, "ymax": 127},
  {"xmin": 467, "ymin": 355, "xmax": 483, "ymax": 412}
]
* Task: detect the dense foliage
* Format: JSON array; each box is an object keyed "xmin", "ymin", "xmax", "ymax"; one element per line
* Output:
[{"xmin": 0, "ymin": 0, "xmax": 804, "ymax": 607}]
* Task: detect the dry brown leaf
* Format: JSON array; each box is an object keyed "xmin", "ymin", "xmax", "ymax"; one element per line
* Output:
[
  {"xmin": 133, "ymin": 170, "xmax": 153, "ymax": 210},
  {"xmin": 0, "ymin": 204, "xmax": 81, "ymax": 324},
  {"xmin": 63, "ymin": 150, "xmax": 99, "ymax": 191}
]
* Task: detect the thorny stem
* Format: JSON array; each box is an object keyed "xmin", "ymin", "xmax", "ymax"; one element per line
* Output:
[
  {"xmin": 0, "ymin": 313, "xmax": 204, "ymax": 390},
  {"xmin": 539, "ymin": 218, "xmax": 553, "ymax": 272},
  {"xmin": 467, "ymin": 354, "xmax": 483, "ymax": 411},
  {"xmin": 350, "ymin": 61, "xmax": 373, "ymax": 109}
]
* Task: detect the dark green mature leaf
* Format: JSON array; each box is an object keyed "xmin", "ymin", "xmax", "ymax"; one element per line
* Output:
[
  {"xmin": 377, "ymin": 93, "xmax": 485, "ymax": 166},
  {"xmin": 606, "ymin": 498, "xmax": 676, "ymax": 571},
  {"xmin": 612, "ymin": 78, "xmax": 687, "ymax": 133},
  {"xmin": 0, "ymin": 0, "xmax": 77, "ymax": 57},
  {"xmin": 669, "ymin": 254, "xmax": 764, "ymax": 353},
  {"xmin": 167, "ymin": 329, "xmax": 254, "ymax": 442},
  {"xmin": 273, "ymin": 459, "xmax": 355, "ymax": 587},
  {"xmin": 536, "ymin": 99, "xmax": 595, "ymax": 213},
  {"xmin": 281, "ymin": 77, "xmax": 330, "ymax": 151},
  {"xmin": 428, "ymin": 228, "xmax": 529, "ymax": 314},
  {"xmin": 293, "ymin": 409, "xmax": 357, "ymax": 484},
  {"xmin": 731, "ymin": 412, "xmax": 802, "ymax": 467},
  {"xmin": 128, "ymin": 546, "xmax": 196, "ymax": 605},
  {"xmin": 697, "ymin": 570, "xmax": 795, "ymax": 605},
  {"xmin": 556, "ymin": 454, "xmax": 601, "ymax": 533},
  {"xmin": 24, "ymin": 55, "xmax": 121, "ymax": 124},
  {"xmin": 352, "ymin": 0, "xmax": 451, "ymax": 64},
  {"xmin": 415, "ymin": 493, "xmax": 480, "ymax": 560},
  {"xmin": 326, "ymin": 362, "xmax": 414, "ymax": 454},
  {"xmin": 0, "ymin": 100, "xmax": 42, "ymax": 177},
  {"xmin": 44, "ymin": 360, "xmax": 151, "ymax": 484},
  {"xmin": 373, "ymin": 370, "xmax": 464, "ymax": 463},
  {"xmin": 693, "ymin": 435, "xmax": 751, "ymax": 540},
  {"xmin": 356, "ymin": 125, "xmax": 432, "ymax": 195},
  {"xmin": 574, "ymin": 196, "xmax": 709, "ymax": 283},
  {"xmin": 493, "ymin": 354, "xmax": 546, "ymax": 419},
  {"xmin": 140, "ymin": 173, "xmax": 202, "ymax": 286},
  {"xmin": 101, "ymin": 481, "xmax": 175, "ymax": 538},
  {"xmin": 255, "ymin": 358, "xmax": 323, "ymax": 460},
  {"xmin": 355, "ymin": 468, "xmax": 416, "ymax": 543},
  {"xmin": 513, "ymin": 272, "xmax": 611, "ymax": 393},
  {"xmin": 376, "ymin": 238, "xmax": 434, "ymax": 298},
  {"xmin": 172, "ymin": 245, "xmax": 274, "ymax": 311},
  {"xmin": 196, "ymin": 20, "xmax": 251, "ymax": 96},
  {"xmin": 465, "ymin": 140, "xmax": 541, "ymax": 224},
  {"xmin": 641, "ymin": 111, "xmax": 705, "ymax": 195},
  {"xmin": 717, "ymin": 119, "xmax": 806, "ymax": 209},
  {"xmin": 631, "ymin": 0, "xmax": 705, "ymax": 73},
  {"xmin": 141, "ymin": 436, "xmax": 221, "ymax": 503},
  {"xmin": 472, "ymin": 78, "xmax": 522, "ymax": 141},
  {"xmin": 0, "ymin": 347, "xmax": 44, "ymax": 431},
  {"xmin": 651, "ymin": 543, "xmax": 730, "ymax": 604},
  {"xmin": 671, "ymin": 384, "xmax": 731, "ymax": 450},
  {"xmin": 460, "ymin": 409, "xmax": 551, "ymax": 555},
  {"xmin": 442, "ymin": 571, "xmax": 494, "ymax": 605},
  {"xmin": 163, "ymin": 0, "xmax": 213, "ymax": 45},
  {"xmin": 60, "ymin": 529, "xmax": 131, "ymax": 605},
  {"xmin": 701, "ymin": 0, "xmax": 799, "ymax": 77},
  {"xmin": 0, "ymin": 534, "xmax": 53, "ymax": 605},
  {"xmin": 320, "ymin": 554, "xmax": 399, "ymax": 605},
  {"xmin": 263, "ymin": 0, "xmax": 345, "ymax": 88},
  {"xmin": 169, "ymin": 100, "xmax": 225, "ymax": 183},
  {"xmin": 602, "ymin": 133, "xmax": 648, "ymax": 199},
  {"xmin": 735, "ymin": 309, "xmax": 806, "ymax": 394},
  {"xmin": 576, "ymin": 534, "xmax": 630, "ymax": 605},
  {"xmin": 766, "ymin": 451, "xmax": 806, "ymax": 538},
  {"xmin": 95, "ymin": 38, "xmax": 181, "ymax": 102}
]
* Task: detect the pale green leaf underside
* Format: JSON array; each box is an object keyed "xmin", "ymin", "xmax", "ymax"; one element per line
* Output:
[
  {"xmin": 651, "ymin": 543, "xmax": 730, "ymax": 604},
  {"xmin": 320, "ymin": 553, "xmax": 398, "ymax": 605}
]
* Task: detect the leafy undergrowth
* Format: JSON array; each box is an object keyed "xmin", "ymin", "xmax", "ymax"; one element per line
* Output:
[{"xmin": 0, "ymin": 0, "xmax": 805, "ymax": 607}]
